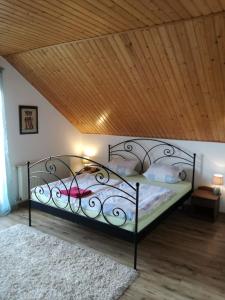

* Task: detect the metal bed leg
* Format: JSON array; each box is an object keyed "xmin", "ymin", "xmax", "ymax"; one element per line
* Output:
[
  {"xmin": 134, "ymin": 237, "xmax": 138, "ymax": 270},
  {"xmin": 28, "ymin": 199, "xmax": 31, "ymax": 227},
  {"xmin": 134, "ymin": 182, "xmax": 139, "ymax": 270},
  {"xmin": 27, "ymin": 161, "xmax": 31, "ymax": 226}
]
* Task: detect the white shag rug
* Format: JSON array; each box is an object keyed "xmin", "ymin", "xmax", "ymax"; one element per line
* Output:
[{"xmin": 0, "ymin": 224, "xmax": 137, "ymax": 300}]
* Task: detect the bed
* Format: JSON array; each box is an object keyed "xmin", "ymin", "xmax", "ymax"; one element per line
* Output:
[{"xmin": 27, "ymin": 138, "xmax": 196, "ymax": 269}]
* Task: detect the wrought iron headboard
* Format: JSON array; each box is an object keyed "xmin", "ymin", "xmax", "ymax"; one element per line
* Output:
[{"xmin": 108, "ymin": 138, "xmax": 196, "ymax": 190}]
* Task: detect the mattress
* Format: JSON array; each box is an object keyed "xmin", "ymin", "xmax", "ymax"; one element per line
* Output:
[{"xmin": 31, "ymin": 174, "xmax": 191, "ymax": 232}]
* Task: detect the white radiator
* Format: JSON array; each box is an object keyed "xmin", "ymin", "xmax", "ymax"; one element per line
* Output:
[
  {"xmin": 17, "ymin": 157, "xmax": 76, "ymax": 202},
  {"xmin": 17, "ymin": 163, "xmax": 42, "ymax": 202},
  {"xmin": 17, "ymin": 163, "xmax": 46, "ymax": 201},
  {"xmin": 17, "ymin": 164, "xmax": 28, "ymax": 202}
]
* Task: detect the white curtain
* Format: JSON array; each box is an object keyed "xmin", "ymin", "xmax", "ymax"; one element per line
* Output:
[{"xmin": 0, "ymin": 68, "xmax": 15, "ymax": 215}]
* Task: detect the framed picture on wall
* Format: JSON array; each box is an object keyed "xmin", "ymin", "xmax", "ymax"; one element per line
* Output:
[{"xmin": 19, "ymin": 105, "xmax": 38, "ymax": 134}]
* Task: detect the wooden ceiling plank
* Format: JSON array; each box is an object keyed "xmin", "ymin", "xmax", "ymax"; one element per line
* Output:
[
  {"xmin": 59, "ymin": 46, "xmax": 106, "ymax": 129},
  {"xmin": 0, "ymin": 19, "xmax": 72, "ymax": 48},
  {"xmin": 175, "ymin": 21, "xmax": 215, "ymax": 141},
  {"xmin": 48, "ymin": 51, "xmax": 98, "ymax": 130},
  {"xmin": 164, "ymin": 0, "xmax": 191, "ymax": 19},
  {"xmin": 68, "ymin": 43, "xmax": 111, "ymax": 125},
  {"xmin": 43, "ymin": 49, "xmax": 83, "ymax": 105},
  {"xmin": 175, "ymin": 21, "xmax": 211, "ymax": 139},
  {"xmin": 126, "ymin": 0, "xmax": 161, "ymax": 25},
  {"xmin": 126, "ymin": 31, "xmax": 169, "ymax": 136},
  {"xmin": 191, "ymin": 0, "xmax": 213, "ymax": 15},
  {"xmin": 124, "ymin": 30, "xmax": 168, "ymax": 136},
  {"xmin": 148, "ymin": 26, "xmax": 189, "ymax": 138},
  {"xmin": 101, "ymin": 37, "xmax": 147, "ymax": 111},
  {"xmin": 185, "ymin": 17, "xmax": 216, "ymax": 139},
  {"xmin": 0, "ymin": 9, "xmax": 75, "ymax": 41},
  {"xmin": 134, "ymin": 30, "xmax": 168, "ymax": 128},
  {"xmin": 110, "ymin": 0, "xmax": 154, "ymax": 26},
  {"xmin": 95, "ymin": 37, "xmax": 146, "ymax": 134},
  {"xmin": 90, "ymin": 38, "xmax": 139, "ymax": 133},
  {"xmin": 136, "ymin": 30, "xmax": 175, "ymax": 137},
  {"xmin": 139, "ymin": 0, "xmax": 170, "ymax": 23},
  {"xmin": 107, "ymin": 33, "xmax": 152, "ymax": 135},
  {"xmin": 0, "ymin": 29, "xmax": 47, "ymax": 46},
  {"xmin": 214, "ymin": 13, "xmax": 225, "ymax": 133},
  {"xmin": 53, "ymin": 0, "xmax": 129, "ymax": 35},
  {"xmin": 187, "ymin": 19, "xmax": 216, "ymax": 140},
  {"xmin": 111, "ymin": 37, "xmax": 151, "ymax": 135},
  {"xmin": 28, "ymin": 49, "xmax": 75, "ymax": 110},
  {"xmin": 205, "ymin": 0, "xmax": 223, "ymax": 13},
  {"xmin": 17, "ymin": 0, "xmax": 109, "ymax": 35},
  {"xmin": 219, "ymin": 0, "xmax": 225, "ymax": 10},
  {"xmin": 150, "ymin": 0, "xmax": 181, "ymax": 21},
  {"xmin": 38, "ymin": 47, "xmax": 95, "ymax": 130},
  {"xmin": 142, "ymin": 29, "xmax": 184, "ymax": 138},
  {"xmin": 123, "ymin": 0, "xmax": 163, "ymax": 25},
  {"xmin": 114, "ymin": 32, "xmax": 161, "ymax": 135},
  {"xmin": 84, "ymin": 0, "xmax": 144, "ymax": 28},
  {"xmin": 98, "ymin": 0, "xmax": 146, "ymax": 27},
  {"xmin": 74, "ymin": 44, "xmax": 109, "ymax": 105},
  {"xmin": 61, "ymin": 44, "xmax": 105, "ymax": 112},
  {"xmin": 12, "ymin": 52, "xmax": 78, "ymax": 128},
  {"xmin": 145, "ymin": 0, "xmax": 172, "ymax": 23},
  {"xmin": 75, "ymin": 40, "xmax": 124, "ymax": 132},
  {"xmin": 0, "ymin": 0, "xmax": 91, "ymax": 38},
  {"xmin": 159, "ymin": 23, "xmax": 200, "ymax": 139},
  {"xmin": 158, "ymin": 25, "xmax": 195, "ymax": 139},
  {"xmin": 62, "ymin": 0, "xmax": 128, "ymax": 31},
  {"xmin": 203, "ymin": 14, "xmax": 225, "ymax": 141},
  {"xmin": 196, "ymin": 17, "xmax": 220, "ymax": 140},
  {"xmin": 178, "ymin": 0, "xmax": 201, "ymax": 17}
]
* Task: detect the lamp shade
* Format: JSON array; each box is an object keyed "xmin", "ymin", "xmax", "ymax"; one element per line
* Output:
[
  {"xmin": 212, "ymin": 174, "xmax": 224, "ymax": 186},
  {"xmin": 82, "ymin": 147, "xmax": 97, "ymax": 166},
  {"xmin": 83, "ymin": 147, "xmax": 96, "ymax": 158}
]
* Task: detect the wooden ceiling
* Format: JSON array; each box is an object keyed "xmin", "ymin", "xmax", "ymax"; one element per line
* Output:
[
  {"xmin": 2, "ymin": 1, "xmax": 225, "ymax": 142},
  {"xmin": 1, "ymin": 0, "xmax": 225, "ymax": 55}
]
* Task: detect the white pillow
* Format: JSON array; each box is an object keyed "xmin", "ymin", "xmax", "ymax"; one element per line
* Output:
[
  {"xmin": 143, "ymin": 163, "xmax": 182, "ymax": 183},
  {"xmin": 107, "ymin": 158, "xmax": 138, "ymax": 176}
]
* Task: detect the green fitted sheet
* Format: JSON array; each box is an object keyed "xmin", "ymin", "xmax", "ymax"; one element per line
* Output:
[
  {"xmin": 122, "ymin": 175, "xmax": 191, "ymax": 231},
  {"xmin": 32, "ymin": 174, "xmax": 191, "ymax": 232}
]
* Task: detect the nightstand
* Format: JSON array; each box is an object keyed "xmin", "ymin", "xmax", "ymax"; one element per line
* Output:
[
  {"xmin": 77, "ymin": 166, "xmax": 100, "ymax": 175},
  {"xmin": 191, "ymin": 186, "xmax": 220, "ymax": 222}
]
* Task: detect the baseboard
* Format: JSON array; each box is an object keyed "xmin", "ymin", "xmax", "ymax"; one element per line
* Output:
[{"xmin": 16, "ymin": 200, "xmax": 28, "ymax": 209}]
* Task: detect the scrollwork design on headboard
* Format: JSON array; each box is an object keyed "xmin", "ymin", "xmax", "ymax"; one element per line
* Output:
[{"xmin": 109, "ymin": 138, "xmax": 196, "ymax": 186}]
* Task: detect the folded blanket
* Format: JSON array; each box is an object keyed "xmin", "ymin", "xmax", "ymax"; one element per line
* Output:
[{"xmin": 60, "ymin": 187, "xmax": 92, "ymax": 198}]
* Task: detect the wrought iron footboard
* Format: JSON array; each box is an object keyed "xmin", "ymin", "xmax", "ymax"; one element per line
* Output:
[
  {"xmin": 28, "ymin": 155, "xmax": 139, "ymax": 227},
  {"xmin": 27, "ymin": 155, "xmax": 140, "ymax": 268}
]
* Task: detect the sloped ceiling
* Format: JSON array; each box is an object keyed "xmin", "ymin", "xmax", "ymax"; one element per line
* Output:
[{"xmin": 2, "ymin": 1, "xmax": 225, "ymax": 142}]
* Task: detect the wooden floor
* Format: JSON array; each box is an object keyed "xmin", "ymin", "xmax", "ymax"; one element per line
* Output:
[{"xmin": 0, "ymin": 208, "xmax": 225, "ymax": 300}]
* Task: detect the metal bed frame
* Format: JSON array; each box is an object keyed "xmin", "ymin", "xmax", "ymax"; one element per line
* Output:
[{"xmin": 27, "ymin": 138, "xmax": 196, "ymax": 270}]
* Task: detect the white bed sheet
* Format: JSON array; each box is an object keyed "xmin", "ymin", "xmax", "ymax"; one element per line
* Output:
[{"xmin": 31, "ymin": 173, "xmax": 175, "ymax": 221}]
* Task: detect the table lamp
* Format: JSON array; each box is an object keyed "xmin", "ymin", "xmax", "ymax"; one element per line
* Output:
[
  {"xmin": 212, "ymin": 174, "xmax": 224, "ymax": 195},
  {"xmin": 82, "ymin": 147, "xmax": 96, "ymax": 166}
]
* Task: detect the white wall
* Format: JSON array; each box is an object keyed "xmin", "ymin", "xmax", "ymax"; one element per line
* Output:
[
  {"xmin": 0, "ymin": 57, "xmax": 82, "ymax": 201},
  {"xmin": 82, "ymin": 134, "xmax": 225, "ymax": 212}
]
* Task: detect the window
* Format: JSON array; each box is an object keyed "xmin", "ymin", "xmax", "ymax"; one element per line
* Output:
[{"xmin": 0, "ymin": 69, "xmax": 10, "ymax": 214}]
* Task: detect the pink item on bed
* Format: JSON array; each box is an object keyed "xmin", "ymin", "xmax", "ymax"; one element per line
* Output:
[{"xmin": 60, "ymin": 187, "xmax": 92, "ymax": 198}]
